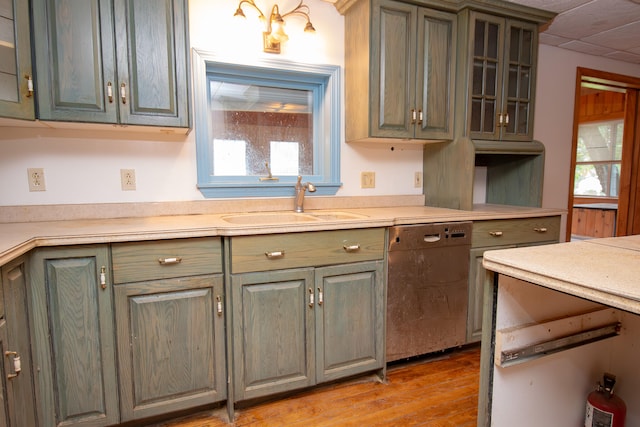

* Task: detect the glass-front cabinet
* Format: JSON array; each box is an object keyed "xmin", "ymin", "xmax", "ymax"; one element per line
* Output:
[
  {"xmin": 465, "ymin": 11, "xmax": 538, "ymax": 142},
  {"xmin": 0, "ymin": 0, "xmax": 34, "ymax": 120}
]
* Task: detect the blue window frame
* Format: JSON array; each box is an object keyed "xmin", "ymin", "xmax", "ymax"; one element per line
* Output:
[{"xmin": 192, "ymin": 50, "xmax": 342, "ymax": 198}]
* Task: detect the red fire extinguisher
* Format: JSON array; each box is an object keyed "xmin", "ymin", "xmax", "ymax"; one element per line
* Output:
[{"xmin": 585, "ymin": 373, "xmax": 627, "ymax": 427}]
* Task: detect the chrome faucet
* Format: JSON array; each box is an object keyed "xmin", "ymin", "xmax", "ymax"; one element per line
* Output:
[{"xmin": 294, "ymin": 175, "xmax": 316, "ymax": 212}]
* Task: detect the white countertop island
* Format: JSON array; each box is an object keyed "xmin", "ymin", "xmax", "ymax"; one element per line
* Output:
[{"xmin": 480, "ymin": 235, "xmax": 640, "ymax": 427}]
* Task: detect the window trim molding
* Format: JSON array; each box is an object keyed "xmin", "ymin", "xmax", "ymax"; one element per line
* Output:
[{"xmin": 191, "ymin": 49, "xmax": 342, "ymax": 198}]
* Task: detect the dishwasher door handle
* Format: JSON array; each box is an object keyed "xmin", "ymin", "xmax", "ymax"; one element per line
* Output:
[{"xmin": 423, "ymin": 233, "xmax": 441, "ymax": 243}]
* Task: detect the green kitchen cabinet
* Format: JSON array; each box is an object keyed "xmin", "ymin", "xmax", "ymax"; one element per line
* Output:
[
  {"xmin": 0, "ymin": 256, "xmax": 37, "ymax": 427},
  {"xmin": 466, "ymin": 216, "xmax": 561, "ymax": 343},
  {"xmin": 31, "ymin": 0, "xmax": 190, "ymax": 128},
  {"xmin": 340, "ymin": 0, "xmax": 456, "ymax": 143},
  {"xmin": 29, "ymin": 245, "xmax": 118, "ymax": 427},
  {"xmin": 0, "ymin": 0, "xmax": 34, "ymax": 120},
  {"xmin": 461, "ymin": 11, "xmax": 538, "ymax": 141},
  {"xmin": 111, "ymin": 238, "xmax": 226, "ymax": 422},
  {"xmin": 229, "ymin": 229, "xmax": 386, "ymax": 402},
  {"xmin": 456, "ymin": 10, "xmax": 543, "ymax": 142}
]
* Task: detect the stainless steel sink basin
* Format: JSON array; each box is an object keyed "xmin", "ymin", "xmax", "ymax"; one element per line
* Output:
[
  {"xmin": 220, "ymin": 211, "xmax": 369, "ymax": 224},
  {"xmin": 221, "ymin": 212, "xmax": 321, "ymax": 225}
]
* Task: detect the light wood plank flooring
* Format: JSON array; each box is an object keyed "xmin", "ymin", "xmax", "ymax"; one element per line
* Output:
[{"xmin": 157, "ymin": 345, "xmax": 480, "ymax": 427}]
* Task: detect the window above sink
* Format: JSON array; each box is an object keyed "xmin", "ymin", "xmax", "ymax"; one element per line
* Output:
[{"xmin": 192, "ymin": 50, "xmax": 342, "ymax": 198}]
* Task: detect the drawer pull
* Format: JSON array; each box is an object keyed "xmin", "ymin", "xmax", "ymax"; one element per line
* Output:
[
  {"xmin": 158, "ymin": 257, "xmax": 182, "ymax": 265},
  {"xmin": 534, "ymin": 227, "xmax": 548, "ymax": 233},
  {"xmin": 265, "ymin": 250, "xmax": 285, "ymax": 259},
  {"xmin": 343, "ymin": 244, "xmax": 361, "ymax": 253},
  {"xmin": 489, "ymin": 231, "xmax": 503, "ymax": 237}
]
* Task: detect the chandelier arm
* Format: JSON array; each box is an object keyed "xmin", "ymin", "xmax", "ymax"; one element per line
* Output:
[{"xmin": 237, "ymin": 0, "xmax": 265, "ymax": 19}]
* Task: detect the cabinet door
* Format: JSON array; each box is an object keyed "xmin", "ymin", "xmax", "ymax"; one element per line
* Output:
[
  {"xmin": 32, "ymin": 0, "xmax": 118, "ymax": 123},
  {"xmin": 113, "ymin": 0, "xmax": 190, "ymax": 127},
  {"xmin": 231, "ymin": 268, "xmax": 315, "ymax": 401},
  {"xmin": 30, "ymin": 246, "xmax": 118, "ymax": 427},
  {"xmin": 0, "ymin": 0, "xmax": 34, "ymax": 119},
  {"xmin": 501, "ymin": 19, "xmax": 537, "ymax": 141},
  {"xmin": 114, "ymin": 274, "xmax": 226, "ymax": 421},
  {"xmin": 468, "ymin": 12, "xmax": 504, "ymax": 141},
  {"xmin": 315, "ymin": 261, "xmax": 384, "ymax": 383},
  {"xmin": 371, "ymin": 0, "xmax": 416, "ymax": 138},
  {"xmin": 467, "ymin": 246, "xmax": 514, "ymax": 343},
  {"xmin": 415, "ymin": 8, "xmax": 456, "ymax": 140},
  {"xmin": 0, "ymin": 257, "xmax": 37, "ymax": 427}
]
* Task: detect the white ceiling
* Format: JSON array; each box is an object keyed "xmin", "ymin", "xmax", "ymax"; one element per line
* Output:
[{"xmin": 507, "ymin": 0, "xmax": 640, "ymax": 64}]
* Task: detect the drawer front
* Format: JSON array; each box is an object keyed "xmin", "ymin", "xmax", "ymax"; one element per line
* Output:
[
  {"xmin": 231, "ymin": 228, "xmax": 385, "ymax": 274},
  {"xmin": 112, "ymin": 238, "xmax": 222, "ymax": 284},
  {"xmin": 472, "ymin": 216, "xmax": 561, "ymax": 248}
]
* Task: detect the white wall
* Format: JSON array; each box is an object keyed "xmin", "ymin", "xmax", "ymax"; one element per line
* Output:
[
  {"xmin": 533, "ymin": 45, "xmax": 640, "ymax": 211},
  {"xmin": 0, "ymin": 0, "xmax": 423, "ymax": 207},
  {"xmin": 1, "ymin": 2, "xmax": 640, "ymax": 208}
]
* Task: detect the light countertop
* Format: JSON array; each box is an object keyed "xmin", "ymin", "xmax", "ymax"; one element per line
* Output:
[
  {"xmin": 0, "ymin": 203, "xmax": 564, "ymax": 267},
  {"xmin": 483, "ymin": 235, "xmax": 640, "ymax": 314}
]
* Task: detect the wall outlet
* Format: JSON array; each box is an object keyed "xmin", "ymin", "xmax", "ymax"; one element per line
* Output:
[
  {"xmin": 414, "ymin": 172, "xmax": 423, "ymax": 188},
  {"xmin": 120, "ymin": 169, "xmax": 136, "ymax": 191},
  {"xmin": 27, "ymin": 168, "xmax": 46, "ymax": 192},
  {"xmin": 361, "ymin": 171, "xmax": 375, "ymax": 189}
]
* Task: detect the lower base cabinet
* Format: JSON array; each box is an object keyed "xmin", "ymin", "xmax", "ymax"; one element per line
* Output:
[
  {"xmin": 29, "ymin": 238, "xmax": 226, "ymax": 426},
  {"xmin": 231, "ymin": 260, "xmax": 385, "ymax": 402},
  {"xmin": 30, "ymin": 245, "xmax": 119, "ymax": 427},
  {"xmin": 229, "ymin": 228, "xmax": 386, "ymax": 403},
  {"xmin": 1, "ymin": 256, "xmax": 37, "ymax": 427},
  {"xmin": 114, "ymin": 274, "xmax": 226, "ymax": 421},
  {"xmin": 467, "ymin": 216, "xmax": 561, "ymax": 343}
]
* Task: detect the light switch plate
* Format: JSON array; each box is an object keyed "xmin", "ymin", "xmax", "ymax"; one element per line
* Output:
[{"xmin": 361, "ymin": 171, "xmax": 375, "ymax": 189}]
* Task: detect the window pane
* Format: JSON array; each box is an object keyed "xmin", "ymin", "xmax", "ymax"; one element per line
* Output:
[
  {"xmin": 577, "ymin": 120, "xmax": 624, "ymax": 162},
  {"xmin": 213, "ymin": 139, "xmax": 246, "ymax": 175},
  {"xmin": 208, "ymin": 81, "xmax": 313, "ymax": 176}
]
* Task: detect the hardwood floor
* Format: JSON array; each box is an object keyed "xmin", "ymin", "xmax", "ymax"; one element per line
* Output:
[{"xmin": 157, "ymin": 345, "xmax": 480, "ymax": 427}]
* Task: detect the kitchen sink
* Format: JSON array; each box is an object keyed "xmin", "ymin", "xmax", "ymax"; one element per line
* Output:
[
  {"xmin": 307, "ymin": 211, "xmax": 369, "ymax": 220},
  {"xmin": 220, "ymin": 211, "xmax": 369, "ymax": 225},
  {"xmin": 221, "ymin": 212, "xmax": 321, "ymax": 224}
]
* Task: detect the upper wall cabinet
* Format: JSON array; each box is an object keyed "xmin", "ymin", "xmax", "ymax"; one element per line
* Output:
[
  {"xmin": 0, "ymin": 0, "xmax": 34, "ymax": 120},
  {"xmin": 31, "ymin": 0, "xmax": 190, "ymax": 128},
  {"xmin": 456, "ymin": 10, "xmax": 539, "ymax": 142},
  {"xmin": 340, "ymin": 0, "xmax": 457, "ymax": 144}
]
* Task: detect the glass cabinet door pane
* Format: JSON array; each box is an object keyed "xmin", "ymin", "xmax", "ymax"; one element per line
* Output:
[
  {"xmin": 469, "ymin": 15, "xmax": 502, "ymax": 139},
  {"xmin": 502, "ymin": 23, "xmax": 535, "ymax": 140},
  {"xmin": 0, "ymin": 13, "xmax": 19, "ymax": 102}
]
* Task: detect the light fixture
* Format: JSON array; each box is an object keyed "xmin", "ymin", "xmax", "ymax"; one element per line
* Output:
[{"xmin": 234, "ymin": 0, "xmax": 316, "ymax": 54}]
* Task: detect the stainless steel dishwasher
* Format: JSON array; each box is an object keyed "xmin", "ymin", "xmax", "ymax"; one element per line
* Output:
[{"xmin": 386, "ymin": 222, "xmax": 472, "ymax": 362}]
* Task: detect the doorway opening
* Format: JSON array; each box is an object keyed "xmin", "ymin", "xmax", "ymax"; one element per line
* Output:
[{"xmin": 567, "ymin": 68, "xmax": 640, "ymax": 241}]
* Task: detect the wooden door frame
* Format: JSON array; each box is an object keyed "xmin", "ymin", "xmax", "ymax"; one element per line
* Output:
[{"xmin": 567, "ymin": 67, "xmax": 640, "ymax": 241}]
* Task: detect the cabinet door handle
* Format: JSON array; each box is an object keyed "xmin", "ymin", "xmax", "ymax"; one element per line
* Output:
[
  {"xmin": 504, "ymin": 112, "xmax": 509, "ymax": 125},
  {"xmin": 343, "ymin": 244, "xmax": 361, "ymax": 253},
  {"xmin": 158, "ymin": 257, "xmax": 183, "ymax": 265},
  {"xmin": 107, "ymin": 82, "xmax": 113, "ymax": 103},
  {"xmin": 418, "ymin": 109, "xmax": 423, "ymax": 125},
  {"xmin": 25, "ymin": 75, "xmax": 34, "ymax": 97},
  {"xmin": 216, "ymin": 295, "xmax": 223, "ymax": 316},
  {"xmin": 489, "ymin": 231, "xmax": 503, "ymax": 237},
  {"xmin": 410, "ymin": 109, "xmax": 416, "ymax": 124},
  {"xmin": 5, "ymin": 351, "xmax": 21, "ymax": 380},
  {"xmin": 100, "ymin": 266, "xmax": 107, "ymax": 289},
  {"xmin": 317, "ymin": 287, "xmax": 323, "ymax": 305},
  {"xmin": 308, "ymin": 288, "xmax": 314, "ymax": 308},
  {"xmin": 265, "ymin": 250, "xmax": 285, "ymax": 259},
  {"xmin": 120, "ymin": 83, "xmax": 127, "ymax": 104},
  {"xmin": 534, "ymin": 227, "xmax": 548, "ymax": 233}
]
